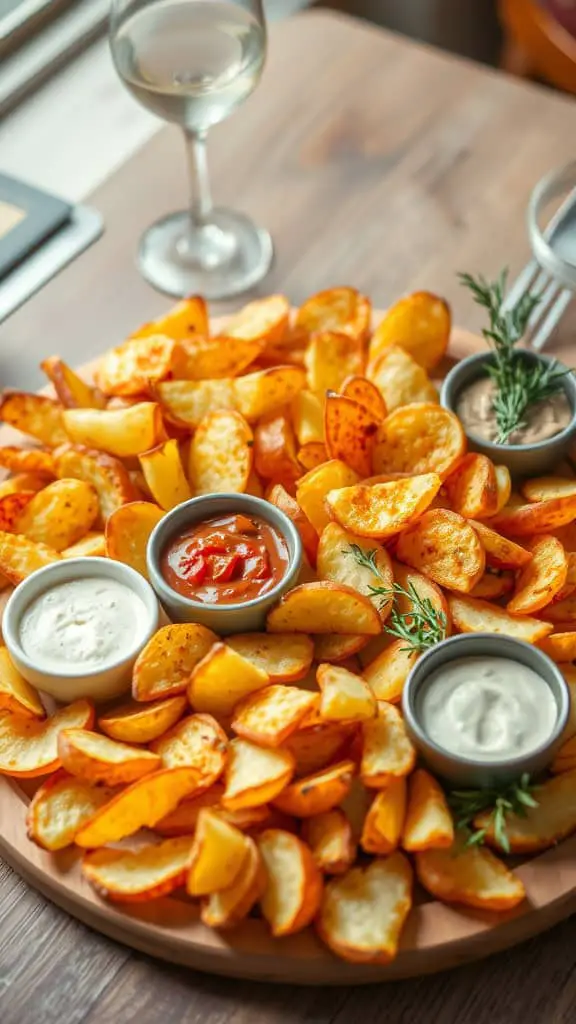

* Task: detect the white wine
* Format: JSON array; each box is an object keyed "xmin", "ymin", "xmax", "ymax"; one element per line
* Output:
[{"xmin": 112, "ymin": 0, "xmax": 266, "ymax": 132}]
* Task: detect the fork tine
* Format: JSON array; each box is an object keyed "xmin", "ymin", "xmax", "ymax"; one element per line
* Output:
[
  {"xmin": 501, "ymin": 260, "xmax": 540, "ymax": 313},
  {"xmin": 527, "ymin": 276, "xmax": 560, "ymax": 333},
  {"xmin": 529, "ymin": 288, "xmax": 573, "ymax": 352}
]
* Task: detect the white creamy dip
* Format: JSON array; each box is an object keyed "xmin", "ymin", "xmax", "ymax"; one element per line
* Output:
[
  {"xmin": 19, "ymin": 577, "xmax": 149, "ymax": 674},
  {"xmin": 419, "ymin": 656, "xmax": 557, "ymax": 761}
]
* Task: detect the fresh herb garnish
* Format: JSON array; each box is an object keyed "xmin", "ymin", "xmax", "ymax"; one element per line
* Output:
[
  {"xmin": 458, "ymin": 269, "xmax": 570, "ymax": 444},
  {"xmin": 345, "ymin": 544, "xmax": 447, "ymax": 653},
  {"xmin": 448, "ymin": 773, "xmax": 538, "ymax": 854}
]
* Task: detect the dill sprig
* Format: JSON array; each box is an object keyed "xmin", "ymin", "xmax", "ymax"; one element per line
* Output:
[
  {"xmin": 458, "ymin": 269, "xmax": 570, "ymax": 444},
  {"xmin": 345, "ymin": 544, "xmax": 447, "ymax": 653},
  {"xmin": 448, "ymin": 773, "xmax": 538, "ymax": 854}
]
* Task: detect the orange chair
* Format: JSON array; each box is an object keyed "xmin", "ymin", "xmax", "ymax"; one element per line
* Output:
[{"xmin": 499, "ymin": 0, "xmax": 576, "ymax": 92}]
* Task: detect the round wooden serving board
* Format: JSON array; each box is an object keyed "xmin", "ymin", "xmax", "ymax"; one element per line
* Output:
[{"xmin": 1, "ymin": 315, "xmax": 576, "ymax": 984}]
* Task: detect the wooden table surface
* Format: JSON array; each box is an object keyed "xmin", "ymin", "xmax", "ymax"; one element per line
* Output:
[{"xmin": 2, "ymin": 10, "xmax": 576, "ymax": 1022}]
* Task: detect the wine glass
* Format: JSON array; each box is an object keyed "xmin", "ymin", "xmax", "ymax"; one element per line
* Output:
[{"xmin": 109, "ymin": 0, "xmax": 272, "ymax": 300}]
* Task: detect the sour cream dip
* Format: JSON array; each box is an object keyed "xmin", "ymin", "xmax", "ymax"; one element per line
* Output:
[
  {"xmin": 418, "ymin": 656, "xmax": 557, "ymax": 762},
  {"xmin": 19, "ymin": 576, "xmax": 149, "ymax": 674}
]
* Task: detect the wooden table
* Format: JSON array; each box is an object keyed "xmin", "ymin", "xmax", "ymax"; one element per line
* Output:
[{"xmin": 2, "ymin": 11, "xmax": 576, "ymax": 1022}]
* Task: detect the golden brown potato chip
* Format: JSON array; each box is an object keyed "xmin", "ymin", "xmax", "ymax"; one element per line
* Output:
[
  {"xmin": 489, "ymin": 494, "xmax": 576, "ymax": 536},
  {"xmin": 0, "ymin": 646, "xmax": 44, "ymax": 718},
  {"xmin": 99, "ymin": 695, "xmax": 186, "ymax": 744},
  {"xmin": 27, "ymin": 770, "xmax": 114, "ymax": 851},
  {"xmin": 201, "ymin": 835, "xmax": 267, "ymax": 928},
  {"xmin": 296, "ymin": 287, "xmax": 371, "ymax": 342},
  {"xmin": 138, "ymin": 438, "xmax": 192, "ymax": 510},
  {"xmin": 507, "ymin": 535, "xmax": 568, "ymax": 614},
  {"xmin": 415, "ymin": 840, "xmax": 525, "ymax": 910},
  {"xmin": 41, "ymin": 357, "xmax": 105, "ymax": 409},
  {"xmin": 324, "ymin": 393, "xmax": 378, "ymax": 478},
  {"xmin": 296, "ymin": 459, "xmax": 359, "ymax": 535},
  {"xmin": 401, "ymin": 769, "xmax": 454, "ymax": 851},
  {"xmin": 254, "ymin": 412, "xmax": 300, "ymax": 486},
  {"xmin": 360, "ymin": 778, "xmax": 406, "ymax": 855},
  {"xmin": 361, "ymin": 702, "xmax": 416, "ymax": 788},
  {"xmin": 226, "ymin": 632, "xmax": 313, "ymax": 684},
  {"xmin": 175, "ymin": 334, "xmax": 265, "ymax": 380},
  {"xmin": 469, "ymin": 519, "xmax": 531, "ymax": 569},
  {"xmin": 0, "ymin": 446, "xmax": 55, "ymax": 477},
  {"xmin": 157, "ymin": 378, "xmax": 237, "ymax": 428},
  {"xmin": 0, "ymin": 392, "xmax": 68, "ymax": 446},
  {"xmin": 133, "ymin": 623, "xmax": 217, "ymax": 701},
  {"xmin": 314, "ymin": 633, "xmax": 368, "ymax": 663},
  {"xmin": 234, "ymin": 366, "xmax": 307, "ymax": 422},
  {"xmin": 521, "ymin": 476, "xmax": 576, "ymax": 503},
  {"xmin": 341, "ymin": 375, "xmax": 387, "ymax": 420},
  {"xmin": 326, "ymin": 475, "xmax": 442, "ymax": 540},
  {"xmin": 63, "ymin": 403, "xmax": 164, "ymax": 458},
  {"xmin": 105, "ymin": 500, "xmax": 164, "ymax": 578},
  {"xmin": 274, "ymin": 759, "xmax": 355, "ymax": 817},
  {"xmin": 367, "ymin": 346, "xmax": 438, "ymax": 412},
  {"xmin": 224, "ymin": 294, "xmax": 290, "ymax": 345},
  {"xmin": 14, "ymin": 478, "xmax": 98, "ymax": 551},
  {"xmin": 396, "ymin": 508, "xmax": 485, "ymax": 592},
  {"xmin": 475, "ymin": 770, "xmax": 576, "ymax": 853},
  {"xmin": 96, "ymin": 337, "xmax": 177, "ymax": 398},
  {"xmin": 304, "ymin": 332, "xmax": 364, "ymax": 396},
  {"xmin": 444, "ymin": 453, "xmax": 498, "ymax": 519},
  {"xmin": 0, "ymin": 530, "xmax": 61, "ymax": 584},
  {"xmin": 539, "ymin": 632, "xmax": 576, "ymax": 663},
  {"xmin": 317, "ymin": 663, "xmax": 376, "ymax": 722},
  {"xmin": 370, "ymin": 292, "xmax": 450, "ymax": 371},
  {"xmin": 131, "ymin": 296, "xmax": 209, "ymax": 340},
  {"xmin": 258, "ymin": 828, "xmax": 323, "ymax": 935},
  {"xmin": 373, "ymin": 404, "xmax": 465, "ymax": 480},
  {"xmin": 0, "ymin": 699, "xmax": 94, "ymax": 778},
  {"xmin": 267, "ymin": 483, "xmax": 319, "ymax": 565},
  {"xmin": 449, "ymin": 594, "xmax": 553, "ymax": 641},
  {"xmin": 0, "ymin": 490, "xmax": 35, "ymax": 531},
  {"xmin": 58, "ymin": 728, "xmax": 161, "ymax": 785},
  {"xmin": 469, "ymin": 570, "xmax": 514, "ymax": 600},
  {"xmin": 188, "ymin": 643, "xmax": 269, "ymax": 717},
  {"xmin": 151, "ymin": 714, "xmax": 227, "ymax": 790},
  {"xmin": 84, "ymin": 835, "xmax": 194, "ymax": 902},
  {"xmin": 302, "ymin": 809, "xmax": 356, "ymax": 874},
  {"xmin": 317, "ymin": 522, "xmax": 393, "ymax": 622},
  {"xmin": 54, "ymin": 443, "xmax": 138, "ymax": 522},
  {"xmin": 317, "ymin": 852, "xmax": 413, "ymax": 963},
  {"xmin": 362, "ymin": 640, "xmax": 419, "ymax": 703},
  {"xmin": 63, "ymin": 532, "xmax": 106, "ymax": 558},
  {"xmin": 232, "ymin": 685, "xmax": 317, "ymax": 747},
  {"xmin": 189, "ymin": 410, "xmax": 253, "ymax": 496},
  {"xmin": 187, "ymin": 808, "xmax": 250, "ymax": 896},
  {"xmin": 267, "ymin": 581, "xmax": 381, "ymax": 635},
  {"xmin": 291, "ymin": 390, "xmax": 324, "ymax": 446},
  {"xmin": 222, "ymin": 738, "xmax": 295, "ymax": 810}
]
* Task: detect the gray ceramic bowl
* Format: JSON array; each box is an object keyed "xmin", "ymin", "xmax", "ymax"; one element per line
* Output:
[
  {"xmin": 440, "ymin": 350, "xmax": 576, "ymax": 478},
  {"xmin": 147, "ymin": 494, "xmax": 302, "ymax": 634},
  {"xmin": 402, "ymin": 633, "xmax": 569, "ymax": 788}
]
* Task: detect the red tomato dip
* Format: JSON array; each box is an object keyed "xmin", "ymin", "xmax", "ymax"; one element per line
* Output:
[{"xmin": 161, "ymin": 513, "xmax": 290, "ymax": 604}]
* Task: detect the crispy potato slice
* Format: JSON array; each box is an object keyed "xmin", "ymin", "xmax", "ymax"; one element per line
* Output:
[
  {"xmin": 138, "ymin": 439, "xmax": 191, "ymax": 510},
  {"xmin": 254, "ymin": 412, "xmax": 300, "ymax": 486},
  {"xmin": 63, "ymin": 403, "xmax": 164, "ymax": 458},
  {"xmin": 302, "ymin": 808, "xmax": 355, "ymax": 874},
  {"xmin": 299, "ymin": 443, "xmax": 328, "ymax": 472},
  {"xmin": 326, "ymin": 475, "xmax": 441, "ymax": 540},
  {"xmin": 133, "ymin": 623, "xmax": 217, "ymax": 701},
  {"xmin": 224, "ymin": 294, "xmax": 290, "ymax": 345},
  {"xmin": 0, "ymin": 646, "xmax": 44, "ymax": 718},
  {"xmin": 318, "ymin": 852, "xmax": 413, "ymax": 964},
  {"xmin": 154, "ymin": 784, "xmax": 267, "ymax": 835},
  {"xmin": 367, "ymin": 346, "xmax": 438, "ymax": 412},
  {"xmin": 151, "ymin": 713, "xmax": 227, "ymax": 788},
  {"xmin": 507, "ymin": 535, "xmax": 568, "ymax": 614},
  {"xmin": 232, "ymin": 685, "xmax": 317, "ymax": 747},
  {"xmin": 267, "ymin": 483, "xmax": 319, "ymax": 565},
  {"xmin": 373, "ymin": 404, "xmax": 465, "ymax": 480},
  {"xmin": 493, "ymin": 464, "xmax": 512, "ymax": 513},
  {"xmin": 222, "ymin": 738, "xmax": 295, "ymax": 810},
  {"xmin": 291, "ymin": 390, "xmax": 325, "ymax": 445},
  {"xmin": 305, "ymin": 332, "xmax": 364, "ymax": 395},
  {"xmin": 370, "ymin": 292, "xmax": 450, "ymax": 371},
  {"xmin": 0, "ymin": 446, "xmax": 55, "ymax": 477},
  {"xmin": 285, "ymin": 720, "xmax": 354, "ymax": 777},
  {"xmin": 341, "ymin": 375, "xmax": 387, "ymax": 419},
  {"xmin": 317, "ymin": 522, "xmax": 393, "ymax": 622},
  {"xmin": 53, "ymin": 443, "xmax": 137, "ymax": 522},
  {"xmin": 175, "ymin": 333, "xmax": 265, "ymax": 379},
  {"xmin": 539, "ymin": 632, "xmax": 576, "ymax": 663},
  {"xmin": 402, "ymin": 769, "xmax": 454, "ymax": 851},
  {"xmin": 201, "ymin": 835, "xmax": 267, "ymax": 928},
  {"xmin": 361, "ymin": 702, "xmax": 416, "ymax": 788},
  {"xmin": 0, "ymin": 530, "xmax": 61, "ymax": 584},
  {"xmin": 58, "ymin": 728, "xmax": 160, "ymax": 784},
  {"xmin": 415, "ymin": 841, "xmax": 525, "ymax": 910},
  {"xmin": 362, "ymin": 640, "xmax": 419, "ymax": 703},
  {"xmin": 296, "ymin": 287, "xmax": 371, "ymax": 342},
  {"xmin": 157, "ymin": 378, "xmax": 236, "ymax": 428},
  {"xmin": 226, "ymin": 632, "xmax": 313, "ymax": 683},
  {"xmin": 469, "ymin": 570, "xmax": 514, "ymax": 600},
  {"xmin": 27, "ymin": 770, "xmax": 114, "ymax": 851},
  {"xmin": 84, "ymin": 835, "xmax": 194, "ymax": 902},
  {"xmin": 444, "ymin": 453, "xmax": 498, "ymax": 519},
  {"xmin": 317, "ymin": 663, "xmax": 376, "ymax": 722},
  {"xmin": 63, "ymin": 532, "xmax": 106, "ymax": 558},
  {"xmin": 105, "ymin": 500, "xmax": 164, "ymax": 579},
  {"xmin": 543, "ymin": 595, "xmax": 576, "ymax": 623},
  {"xmin": 469, "ymin": 519, "xmax": 531, "ymax": 569},
  {"xmin": 0, "ymin": 392, "xmax": 68, "ymax": 446},
  {"xmin": 131, "ymin": 296, "xmax": 209, "ymax": 340},
  {"xmin": 41, "ymin": 356, "xmax": 105, "ymax": 409},
  {"xmin": 0, "ymin": 700, "xmax": 94, "ymax": 778},
  {"xmin": 324, "ymin": 393, "xmax": 378, "ymax": 477},
  {"xmin": 13, "ymin": 478, "xmax": 98, "ymax": 551},
  {"xmin": 267, "ymin": 581, "xmax": 381, "ymax": 635},
  {"xmin": 95, "ymin": 335, "xmax": 177, "ymax": 397},
  {"xmin": 99, "ymin": 695, "xmax": 185, "ymax": 744},
  {"xmin": 189, "ymin": 410, "xmax": 253, "ymax": 495},
  {"xmin": 360, "ymin": 778, "xmax": 407, "ymax": 855},
  {"xmin": 234, "ymin": 366, "xmax": 307, "ymax": 422},
  {"xmin": 449, "ymin": 594, "xmax": 553, "ymax": 641},
  {"xmin": 258, "ymin": 828, "xmax": 323, "ymax": 935},
  {"xmin": 314, "ymin": 633, "xmax": 368, "ymax": 663},
  {"xmin": 274, "ymin": 760, "xmax": 355, "ymax": 817},
  {"xmin": 392, "ymin": 560, "xmax": 451, "ymax": 626},
  {"xmin": 188, "ymin": 643, "xmax": 269, "ymax": 717},
  {"xmin": 489, "ymin": 494, "xmax": 576, "ymax": 536},
  {"xmin": 296, "ymin": 459, "xmax": 359, "ymax": 535},
  {"xmin": 75, "ymin": 766, "xmax": 203, "ymax": 847},
  {"xmin": 550, "ymin": 551, "xmax": 576, "ymax": 603},
  {"xmin": 396, "ymin": 508, "xmax": 485, "ymax": 592},
  {"xmin": 474, "ymin": 770, "xmax": 576, "ymax": 852},
  {"xmin": 187, "ymin": 808, "xmax": 249, "ymax": 896},
  {"xmin": 0, "ymin": 490, "xmax": 35, "ymax": 531},
  {"xmin": 521, "ymin": 476, "xmax": 576, "ymax": 502}
]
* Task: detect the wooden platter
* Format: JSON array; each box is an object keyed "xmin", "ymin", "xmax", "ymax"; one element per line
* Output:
[{"xmin": 1, "ymin": 319, "xmax": 576, "ymax": 984}]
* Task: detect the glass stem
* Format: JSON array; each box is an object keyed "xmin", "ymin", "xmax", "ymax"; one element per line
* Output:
[{"xmin": 183, "ymin": 128, "xmax": 212, "ymax": 227}]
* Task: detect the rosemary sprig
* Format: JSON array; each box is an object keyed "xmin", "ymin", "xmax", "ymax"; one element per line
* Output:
[
  {"xmin": 458, "ymin": 269, "xmax": 570, "ymax": 443},
  {"xmin": 448, "ymin": 773, "xmax": 539, "ymax": 854},
  {"xmin": 345, "ymin": 544, "xmax": 447, "ymax": 653}
]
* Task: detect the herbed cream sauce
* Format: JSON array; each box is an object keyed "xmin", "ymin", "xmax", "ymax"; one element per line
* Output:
[{"xmin": 456, "ymin": 376, "xmax": 571, "ymax": 445}]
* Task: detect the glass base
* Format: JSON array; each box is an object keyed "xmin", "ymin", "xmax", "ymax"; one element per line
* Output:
[{"xmin": 137, "ymin": 208, "xmax": 273, "ymax": 300}]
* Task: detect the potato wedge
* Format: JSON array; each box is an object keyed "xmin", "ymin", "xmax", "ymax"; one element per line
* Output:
[
  {"xmin": 372, "ymin": 404, "xmax": 465, "ymax": 480},
  {"xmin": 188, "ymin": 643, "xmax": 269, "ymax": 717},
  {"xmin": 341, "ymin": 375, "xmax": 387, "ymax": 420},
  {"xmin": 469, "ymin": 519, "xmax": 531, "ymax": 569},
  {"xmin": 0, "ymin": 445, "xmax": 55, "ymax": 477},
  {"xmin": 63, "ymin": 532, "xmax": 106, "ymax": 558},
  {"xmin": 360, "ymin": 777, "xmax": 407, "ymax": 855},
  {"xmin": 469, "ymin": 570, "xmax": 514, "ymax": 600},
  {"xmin": 258, "ymin": 828, "xmax": 323, "ymax": 936},
  {"xmin": 187, "ymin": 808, "xmax": 250, "ymax": 896},
  {"xmin": 392, "ymin": 560, "xmax": 450, "ymax": 627},
  {"xmin": 361, "ymin": 639, "xmax": 419, "ymax": 703},
  {"xmin": 189, "ymin": 410, "xmax": 253, "ymax": 495},
  {"xmin": 157, "ymin": 378, "xmax": 237, "ymax": 428},
  {"xmin": 449, "ymin": 594, "xmax": 553, "ymax": 642},
  {"xmin": 234, "ymin": 366, "xmax": 307, "ymax": 422},
  {"xmin": 40, "ymin": 356, "xmax": 104, "ymax": 410},
  {"xmin": 539, "ymin": 632, "xmax": 576, "ymax": 663},
  {"xmin": 27, "ymin": 770, "xmax": 114, "ymax": 851},
  {"xmin": 201, "ymin": 835, "xmax": 267, "ymax": 928},
  {"xmin": 317, "ymin": 852, "xmax": 413, "ymax": 964},
  {"xmin": 253, "ymin": 412, "xmax": 300, "ymax": 487},
  {"xmin": 0, "ymin": 472, "xmax": 46, "ymax": 498},
  {"xmin": 326, "ymin": 475, "xmax": 441, "ymax": 540},
  {"xmin": 396, "ymin": 508, "xmax": 485, "ymax": 592},
  {"xmin": 0, "ymin": 392, "xmax": 67, "ymax": 446},
  {"xmin": 133, "ymin": 623, "xmax": 217, "ymax": 701},
  {"xmin": 0, "ymin": 490, "xmax": 35, "ymax": 531},
  {"xmin": 58, "ymin": 728, "xmax": 160, "ymax": 784},
  {"xmin": 521, "ymin": 476, "xmax": 576, "ymax": 503},
  {"xmin": 415, "ymin": 841, "xmax": 525, "ymax": 911},
  {"xmin": 274, "ymin": 759, "xmax": 355, "ymax": 817},
  {"xmin": 0, "ymin": 530, "xmax": 61, "ymax": 583},
  {"xmin": 267, "ymin": 483, "xmax": 319, "ymax": 565},
  {"xmin": 226, "ymin": 632, "xmax": 313, "ymax": 684},
  {"xmin": 493, "ymin": 464, "xmax": 512, "ymax": 513},
  {"xmin": 401, "ymin": 769, "xmax": 454, "ymax": 851},
  {"xmin": 444, "ymin": 453, "xmax": 498, "ymax": 519},
  {"xmin": 138, "ymin": 438, "xmax": 191, "ymax": 510},
  {"xmin": 231, "ymin": 685, "xmax": 317, "ymax": 747},
  {"xmin": 176, "ymin": 333, "xmax": 265, "ymax": 379},
  {"xmin": 370, "ymin": 292, "xmax": 450, "ymax": 371},
  {"xmin": 224, "ymin": 294, "xmax": 290, "ymax": 345},
  {"xmin": 550, "ymin": 550, "xmax": 576, "ymax": 603},
  {"xmin": 84, "ymin": 835, "xmax": 194, "ymax": 902},
  {"xmin": 296, "ymin": 459, "xmax": 359, "ymax": 535},
  {"xmin": 489, "ymin": 494, "xmax": 576, "ymax": 536},
  {"xmin": 154, "ymin": 784, "xmax": 267, "ymax": 836},
  {"xmin": 63, "ymin": 403, "xmax": 164, "ymax": 458},
  {"xmin": 317, "ymin": 522, "xmax": 393, "ymax": 622},
  {"xmin": 0, "ymin": 646, "xmax": 44, "ymax": 718},
  {"xmin": 507, "ymin": 535, "xmax": 568, "ymax": 614},
  {"xmin": 314, "ymin": 633, "xmax": 368, "ymax": 663},
  {"xmin": 542, "ymin": 595, "xmax": 576, "ymax": 623},
  {"xmin": 361, "ymin": 702, "xmax": 416, "ymax": 788},
  {"xmin": 99, "ymin": 695, "xmax": 186, "ymax": 744},
  {"xmin": 151, "ymin": 713, "xmax": 227, "ymax": 789},
  {"xmin": 324, "ymin": 393, "xmax": 378, "ymax": 477},
  {"xmin": 95, "ymin": 335, "xmax": 177, "ymax": 396},
  {"xmin": 296, "ymin": 287, "xmax": 371, "ymax": 342},
  {"xmin": 474, "ymin": 769, "xmax": 576, "ymax": 853},
  {"xmin": 317, "ymin": 663, "xmax": 376, "ymax": 722},
  {"xmin": 286, "ymin": 721, "xmax": 354, "ymax": 777},
  {"xmin": 291, "ymin": 390, "xmax": 324, "ymax": 446},
  {"xmin": 222, "ymin": 738, "xmax": 295, "ymax": 810},
  {"xmin": 304, "ymin": 332, "xmax": 364, "ymax": 396},
  {"xmin": 105, "ymin": 500, "xmax": 164, "ymax": 578},
  {"xmin": 0, "ymin": 699, "xmax": 94, "ymax": 777},
  {"xmin": 131, "ymin": 296, "xmax": 208, "ymax": 341},
  {"xmin": 367, "ymin": 345, "xmax": 438, "ymax": 412},
  {"xmin": 13, "ymin": 478, "xmax": 99, "ymax": 551},
  {"xmin": 302, "ymin": 809, "xmax": 355, "ymax": 874},
  {"xmin": 53, "ymin": 443, "xmax": 137, "ymax": 522},
  {"xmin": 267, "ymin": 581, "xmax": 381, "ymax": 635}
]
